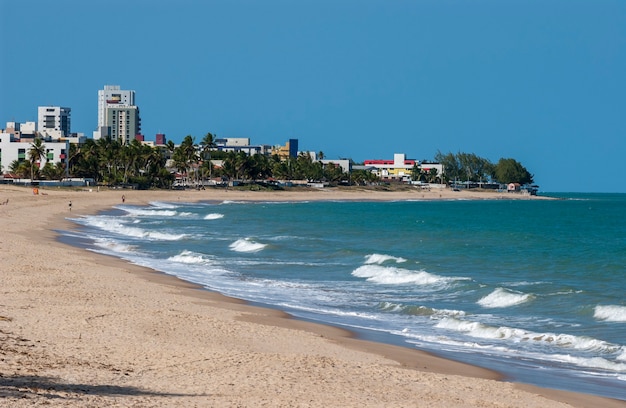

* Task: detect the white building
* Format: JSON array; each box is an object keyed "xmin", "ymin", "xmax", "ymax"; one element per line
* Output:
[
  {"xmin": 320, "ymin": 159, "xmax": 351, "ymax": 173},
  {"xmin": 94, "ymin": 85, "xmax": 139, "ymax": 142},
  {"xmin": 4, "ymin": 121, "xmax": 37, "ymax": 139},
  {"xmin": 0, "ymin": 132, "xmax": 69, "ymax": 174},
  {"xmin": 215, "ymin": 138, "xmax": 271, "ymax": 155},
  {"xmin": 38, "ymin": 106, "xmax": 71, "ymax": 139}
]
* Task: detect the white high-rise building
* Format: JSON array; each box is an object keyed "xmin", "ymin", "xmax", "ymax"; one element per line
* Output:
[
  {"xmin": 38, "ymin": 106, "xmax": 71, "ymax": 139},
  {"xmin": 94, "ymin": 85, "xmax": 139, "ymax": 142}
]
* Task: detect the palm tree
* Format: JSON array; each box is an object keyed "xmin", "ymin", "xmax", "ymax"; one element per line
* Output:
[
  {"xmin": 97, "ymin": 137, "xmax": 122, "ymax": 184},
  {"xmin": 41, "ymin": 162, "xmax": 66, "ymax": 180},
  {"xmin": 28, "ymin": 138, "xmax": 46, "ymax": 181},
  {"xmin": 11, "ymin": 160, "xmax": 32, "ymax": 179},
  {"xmin": 173, "ymin": 136, "xmax": 198, "ymax": 186},
  {"xmin": 200, "ymin": 132, "xmax": 216, "ymax": 183}
]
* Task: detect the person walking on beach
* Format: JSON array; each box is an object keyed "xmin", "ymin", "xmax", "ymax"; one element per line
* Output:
[
  {"xmin": 68, "ymin": 200, "xmax": 72, "ymax": 211},
  {"xmin": 122, "ymin": 194, "xmax": 126, "ymax": 203}
]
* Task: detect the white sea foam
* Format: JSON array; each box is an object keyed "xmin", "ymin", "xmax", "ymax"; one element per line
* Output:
[
  {"xmin": 436, "ymin": 317, "xmax": 622, "ymax": 353},
  {"xmin": 204, "ymin": 213, "xmax": 225, "ymax": 220},
  {"xmin": 120, "ymin": 207, "xmax": 178, "ymax": 217},
  {"xmin": 168, "ymin": 250, "xmax": 210, "ymax": 264},
  {"xmin": 379, "ymin": 302, "xmax": 466, "ymax": 318},
  {"xmin": 477, "ymin": 288, "xmax": 533, "ymax": 308},
  {"xmin": 550, "ymin": 354, "xmax": 626, "ymax": 373},
  {"xmin": 93, "ymin": 238, "xmax": 136, "ymax": 253},
  {"xmin": 229, "ymin": 238, "xmax": 267, "ymax": 253},
  {"xmin": 84, "ymin": 217, "xmax": 186, "ymax": 241},
  {"xmin": 594, "ymin": 305, "xmax": 626, "ymax": 322},
  {"xmin": 352, "ymin": 264, "xmax": 449, "ymax": 286},
  {"xmin": 364, "ymin": 253, "xmax": 407, "ymax": 264},
  {"xmin": 148, "ymin": 201, "xmax": 178, "ymax": 209}
]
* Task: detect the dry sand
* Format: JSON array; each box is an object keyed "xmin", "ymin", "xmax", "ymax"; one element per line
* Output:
[{"xmin": 0, "ymin": 184, "xmax": 623, "ymax": 407}]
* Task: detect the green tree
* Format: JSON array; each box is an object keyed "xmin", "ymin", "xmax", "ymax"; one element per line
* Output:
[
  {"xmin": 435, "ymin": 151, "xmax": 494, "ymax": 184},
  {"xmin": 200, "ymin": 132, "xmax": 217, "ymax": 182},
  {"xmin": 41, "ymin": 162, "xmax": 66, "ymax": 180},
  {"xmin": 28, "ymin": 138, "xmax": 47, "ymax": 180},
  {"xmin": 322, "ymin": 162, "xmax": 344, "ymax": 183},
  {"xmin": 10, "ymin": 160, "xmax": 31, "ymax": 179},
  {"xmin": 434, "ymin": 151, "xmax": 461, "ymax": 182},
  {"xmin": 493, "ymin": 158, "xmax": 533, "ymax": 184},
  {"xmin": 173, "ymin": 135, "xmax": 199, "ymax": 186}
]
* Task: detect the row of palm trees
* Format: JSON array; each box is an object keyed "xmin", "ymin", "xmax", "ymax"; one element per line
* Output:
[{"xmin": 9, "ymin": 132, "xmax": 380, "ymax": 189}]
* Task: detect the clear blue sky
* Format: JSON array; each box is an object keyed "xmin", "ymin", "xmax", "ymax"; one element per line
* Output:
[{"xmin": 1, "ymin": 0, "xmax": 625, "ymax": 192}]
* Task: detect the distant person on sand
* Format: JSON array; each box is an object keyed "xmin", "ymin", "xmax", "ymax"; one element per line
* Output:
[
  {"xmin": 69, "ymin": 201, "xmax": 72, "ymax": 211},
  {"xmin": 122, "ymin": 195, "xmax": 126, "ymax": 203}
]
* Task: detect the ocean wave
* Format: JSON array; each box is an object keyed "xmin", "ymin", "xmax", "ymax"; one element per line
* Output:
[
  {"xmin": 436, "ymin": 317, "xmax": 623, "ymax": 354},
  {"xmin": 93, "ymin": 238, "xmax": 136, "ymax": 253},
  {"xmin": 83, "ymin": 217, "xmax": 186, "ymax": 241},
  {"xmin": 352, "ymin": 264, "xmax": 451, "ymax": 286},
  {"xmin": 119, "ymin": 207, "xmax": 178, "ymax": 217},
  {"xmin": 594, "ymin": 305, "xmax": 626, "ymax": 322},
  {"xmin": 229, "ymin": 238, "xmax": 267, "ymax": 253},
  {"xmin": 550, "ymin": 354, "xmax": 626, "ymax": 373},
  {"xmin": 364, "ymin": 253, "xmax": 407, "ymax": 264},
  {"xmin": 379, "ymin": 302, "xmax": 466, "ymax": 318},
  {"xmin": 148, "ymin": 201, "xmax": 178, "ymax": 209},
  {"xmin": 204, "ymin": 213, "xmax": 225, "ymax": 220},
  {"xmin": 502, "ymin": 281, "xmax": 546, "ymax": 287},
  {"xmin": 168, "ymin": 250, "xmax": 211, "ymax": 264},
  {"xmin": 477, "ymin": 288, "xmax": 533, "ymax": 308}
]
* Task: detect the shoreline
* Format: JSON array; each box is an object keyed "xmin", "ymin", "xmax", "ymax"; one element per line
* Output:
[{"xmin": 1, "ymin": 185, "xmax": 622, "ymax": 407}]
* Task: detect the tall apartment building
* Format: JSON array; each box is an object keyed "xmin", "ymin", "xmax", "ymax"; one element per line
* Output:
[
  {"xmin": 94, "ymin": 85, "xmax": 140, "ymax": 143},
  {"xmin": 105, "ymin": 106, "xmax": 141, "ymax": 145},
  {"xmin": 38, "ymin": 106, "xmax": 71, "ymax": 139}
]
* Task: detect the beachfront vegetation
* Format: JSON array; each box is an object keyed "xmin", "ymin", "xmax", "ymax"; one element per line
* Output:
[
  {"xmin": 19, "ymin": 135, "xmax": 534, "ymax": 189},
  {"xmin": 435, "ymin": 151, "xmax": 533, "ymax": 184},
  {"xmin": 62, "ymin": 135, "xmax": 359, "ymax": 188}
]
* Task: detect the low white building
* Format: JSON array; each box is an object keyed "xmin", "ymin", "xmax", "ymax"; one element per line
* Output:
[
  {"xmin": 215, "ymin": 137, "xmax": 272, "ymax": 155},
  {"xmin": 0, "ymin": 132, "xmax": 69, "ymax": 174},
  {"xmin": 320, "ymin": 159, "xmax": 351, "ymax": 173}
]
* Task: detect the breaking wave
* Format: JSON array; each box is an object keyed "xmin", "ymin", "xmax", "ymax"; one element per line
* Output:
[
  {"xmin": 93, "ymin": 238, "xmax": 136, "ymax": 253},
  {"xmin": 364, "ymin": 253, "xmax": 407, "ymax": 264},
  {"xmin": 168, "ymin": 250, "xmax": 211, "ymax": 264},
  {"xmin": 379, "ymin": 302, "xmax": 466, "ymax": 318},
  {"xmin": 594, "ymin": 305, "xmax": 626, "ymax": 322},
  {"xmin": 352, "ymin": 264, "xmax": 451, "ymax": 286},
  {"xmin": 478, "ymin": 288, "xmax": 533, "ymax": 308},
  {"xmin": 204, "ymin": 213, "xmax": 225, "ymax": 220},
  {"xmin": 83, "ymin": 217, "xmax": 186, "ymax": 241},
  {"xmin": 229, "ymin": 238, "xmax": 267, "ymax": 253},
  {"xmin": 120, "ymin": 207, "xmax": 178, "ymax": 217},
  {"xmin": 436, "ymin": 317, "xmax": 623, "ymax": 354}
]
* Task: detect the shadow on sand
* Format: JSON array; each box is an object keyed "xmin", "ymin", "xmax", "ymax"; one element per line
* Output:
[{"xmin": 0, "ymin": 374, "xmax": 207, "ymax": 400}]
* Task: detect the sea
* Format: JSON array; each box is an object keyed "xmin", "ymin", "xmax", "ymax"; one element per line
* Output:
[{"xmin": 60, "ymin": 192, "xmax": 626, "ymax": 400}]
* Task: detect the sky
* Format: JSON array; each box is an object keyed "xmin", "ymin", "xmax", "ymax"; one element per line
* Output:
[{"xmin": 1, "ymin": 0, "xmax": 625, "ymax": 193}]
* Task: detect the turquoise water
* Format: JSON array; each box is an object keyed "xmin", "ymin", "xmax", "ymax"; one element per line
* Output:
[{"xmin": 64, "ymin": 193, "xmax": 626, "ymax": 400}]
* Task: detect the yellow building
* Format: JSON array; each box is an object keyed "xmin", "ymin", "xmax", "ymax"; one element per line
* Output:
[{"xmin": 271, "ymin": 139, "xmax": 298, "ymax": 160}]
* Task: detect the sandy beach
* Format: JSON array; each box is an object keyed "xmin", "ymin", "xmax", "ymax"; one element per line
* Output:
[{"xmin": 0, "ymin": 184, "xmax": 622, "ymax": 407}]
